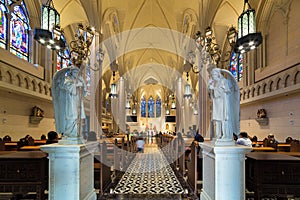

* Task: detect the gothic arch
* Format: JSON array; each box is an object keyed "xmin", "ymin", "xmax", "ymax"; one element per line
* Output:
[
  {"xmin": 250, "ymin": 87, "xmax": 255, "ymax": 98},
  {"xmin": 283, "ymin": 74, "xmax": 292, "ymax": 87},
  {"xmin": 295, "ymin": 71, "xmax": 300, "ymax": 84},
  {"xmin": 268, "ymin": 80, "xmax": 274, "ymax": 92},
  {"xmin": 255, "ymin": 84, "xmax": 261, "ymax": 96},
  {"xmin": 24, "ymin": 77, "xmax": 31, "ymax": 89},
  {"xmin": 38, "ymin": 82, "xmax": 44, "ymax": 94},
  {"xmin": 31, "ymin": 79, "xmax": 37, "ymax": 91},
  {"xmin": 262, "ymin": 82, "xmax": 267, "ymax": 94},
  {"xmin": 274, "ymin": 77, "xmax": 282, "ymax": 90},
  {"xmin": 291, "ymin": 69, "xmax": 300, "ymax": 84},
  {"xmin": 5, "ymin": 70, "xmax": 14, "ymax": 84},
  {"xmin": 15, "ymin": 73, "xmax": 24, "ymax": 87}
]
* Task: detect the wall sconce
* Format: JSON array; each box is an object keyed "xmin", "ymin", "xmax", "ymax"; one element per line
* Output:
[
  {"xmin": 235, "ymin": 0, "xmax": 262, "ymax": 53},
  {"xmin": 29, "ymin": 106, "xmax": 44, "ymax": 124}
]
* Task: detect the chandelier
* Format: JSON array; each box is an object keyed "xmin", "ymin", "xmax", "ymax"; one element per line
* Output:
[
  {"xmin": 69, "ymin": 24, "xmax": 95, "ymax": 67},
  {"xmin": 235, "ymin": 0, "xmax": 262, "ymax": 53},
  {"xmin": 33, "ymin": 0, "xmax": 65, "ymax": 50},
  {"xmin": 109, "ymin": 71, "xmax": 118, "ymax": 98}
]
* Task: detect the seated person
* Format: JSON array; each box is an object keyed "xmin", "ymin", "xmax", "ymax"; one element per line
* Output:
[
  {"xmin": 87, "ymin": 131, "xmax": 97, "ymax": 141},
  {"xmin": 136, "ymin": 137, "xmax": 145, "ymax": 153},
  {"xmin": 194, "ymin": 130, "xmax": 204, "ymax": 143},
  {"xmin": 3, "ymin": 135, "xmax": 11, "ymax": 142},
  {"xmin": 40, "ymin": 134, "xmax": 47, "ymax": 140},
  {"xmin": 46, "ymin": 131, "xmax": 58, "ymax": 144},
  {"xmin": 236, "ymin": 132, "xmax": 252, "ymax": 147}
]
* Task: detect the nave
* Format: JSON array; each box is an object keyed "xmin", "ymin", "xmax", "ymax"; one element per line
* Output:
[{"xmin": 99, "ymin": 140, "xmax": 198, "ymax": 200}]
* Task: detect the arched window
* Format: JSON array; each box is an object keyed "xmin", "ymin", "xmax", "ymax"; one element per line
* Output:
[
  {"xmin": 156, "ymin": 96, "xmax": 161, "ymax": 117},
  {"xmin": 229, "ymin": 52, "xmax": 243, "ymax": 81},
  {"xmin": 148, "ymin": 96, "xmax": 155, "ymax": 118},
  {"xmin": 9, "ymin": 1, "xmax": 30, "ymax": 60},
  {"xmin": 141, "ymin": 96, "xmax": 146, "ymax": 117},
  {"xmin": 56, "ymin": 35, "xmax": 70, "ymax": 71},
  {"xmin": 0, "ymin": 0, "xmax": 8, "ymax": 49}
]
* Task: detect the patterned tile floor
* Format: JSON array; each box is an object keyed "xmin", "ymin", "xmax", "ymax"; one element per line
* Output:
[{"xmin": 113, "ymin": 144, "xmax": 184, "ymax": 195}]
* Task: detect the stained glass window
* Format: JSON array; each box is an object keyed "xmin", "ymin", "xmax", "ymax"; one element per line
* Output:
[
  {"xmin": 57, "ymin": 35, "xmax": 70, "ymax": 71},
  {"xmin": 141, "ymin": 96, "xmax": 146, "ymax": 118},
  {"xmin": 0, "ymin": 1, "xmax": 7, "ymax": 49},
  {"xmin": 156, "ymin": 96, "xmax": 161, "ymax": 118},
  {"xmin": 229, "ymin": 52, "xmax": 243, "ymax": 81},
  {"xmin": 10, "ymin": 3, "xmax": 30, "ymax": 60},
  {"xmin": 57, "ymin": 49, "xmax": 70, "ymax": 71},
  {"xmin": 148, "ymin": 96, "xmax": 155, "ymax": 118}
]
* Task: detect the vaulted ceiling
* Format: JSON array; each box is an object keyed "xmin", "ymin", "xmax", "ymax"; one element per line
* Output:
[{"xmin": 50, "ymin": 0, "xmax": 263, "ymax": 100}]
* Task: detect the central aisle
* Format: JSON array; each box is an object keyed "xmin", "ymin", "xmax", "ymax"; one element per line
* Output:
[{"xmin": 114, "ymin": 143, "xmax": 184, "ymax": 197}]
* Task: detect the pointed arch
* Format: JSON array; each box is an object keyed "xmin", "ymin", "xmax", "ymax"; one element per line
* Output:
[
  {"xmin": 141, "ymin": 95, "xmax": 146, "ymax": 117},
  {"xmin": 9, "ymin": 1, "xmax": 31, "ymax": 60},
  {"xmin": 0, "ymin": 0, "xmax": 8, "ymax": 49}
]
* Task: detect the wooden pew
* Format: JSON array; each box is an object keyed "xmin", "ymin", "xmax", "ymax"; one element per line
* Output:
[
  {"xmin": 186, "ymin": 142, "xmax": 198, "ymax": 194},
  {"xmin": 0, "ymin": 151, "xmax": 48, "ymax": 200},
  {"xmin": 246, "ymin": 152, "xmax": 300, "ymax": 199}
]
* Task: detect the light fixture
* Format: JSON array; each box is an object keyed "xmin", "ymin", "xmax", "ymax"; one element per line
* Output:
[
  {"xmin": 132, "ymin": 104, "xmax": 137, "ymax": 115},
  {"xmin": 34, "ymin": 0, "xmax": 65, "ymax": 50},
  {"xmin": 165, "ymin": 105, "xmax": 170, "ymax": 115},
  {"xmin": 235, "ymin": 0, "xmax": 262, "ymax": 53},
  {"xmin": 125, "ymin": 99, "xmax": 131, "ymax": 109},
  {"xmin": 171, "ymin": 95, "xmax": 176, "ymax": 109},
  {"xmin": 69, "ymin": 24, "xmax": 95, "ymax": 67},
  {"xmin": 183, "ymin": 72, "xmax": 192, "ymax": 99},
  {"xmin": 193, "ymin": 109, "xmax": 198, "ymax": 115},
  {"xmin": 109, "ymin": 71, "xmax": 118, "ymax": 98},
  {"xmin": 194, "ymin": 26, "xmax": 238, "ymax": 67}
]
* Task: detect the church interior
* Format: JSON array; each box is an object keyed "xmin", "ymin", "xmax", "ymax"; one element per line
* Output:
[{"xmin": 0, "ymin": 0, "xmax": 300, "ymax": 199}]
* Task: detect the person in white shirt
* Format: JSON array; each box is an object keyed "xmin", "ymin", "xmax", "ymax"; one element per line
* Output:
[
  {"xmin": 236, "ymin": 132, "xmax": 252, "ymax": 147},
  {"xmin": 136, "ymin": 137, "xmax": 145, "ymax": 153}
]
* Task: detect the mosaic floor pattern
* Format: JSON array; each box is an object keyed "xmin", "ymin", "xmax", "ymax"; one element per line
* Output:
[{"xmin": 114, "ymin": 144, "xmax": 184, "ymax": 195}]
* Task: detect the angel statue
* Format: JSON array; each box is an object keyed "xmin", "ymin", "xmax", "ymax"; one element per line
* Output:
[
  {"xmin": 52, "ymin": 66, "xmax": 87, "ymax": 144},
  {"xmin": 208, "ymin": 68, "xmax": 240, "ymax": 145}
]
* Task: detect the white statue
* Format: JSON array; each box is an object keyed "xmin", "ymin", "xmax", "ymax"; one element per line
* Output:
[
  {"xmin": 208, "ymin": 68, "xmax": 240, "ymax": 142},
  {"xmin": 52, "ymin": 66, "xmax": 86, "ymax": 140}
]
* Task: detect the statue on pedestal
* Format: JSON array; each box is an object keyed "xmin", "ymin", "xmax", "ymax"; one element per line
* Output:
[
  {"xmin": 208, "ymin": 68, "xmax": 240, "ymax": 145},
  {"xmin": 52, "ymin": 66, "xmax": 86, "ymax": 144}
]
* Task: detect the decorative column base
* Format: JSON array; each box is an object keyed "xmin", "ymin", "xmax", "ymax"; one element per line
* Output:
[
  {"xmin": 41, "ymin": 142, "xmax": 98, "ymax": 200},
  {"xmin": 200, "ymin": 142, "xmax": 252, "ymax": 200}
]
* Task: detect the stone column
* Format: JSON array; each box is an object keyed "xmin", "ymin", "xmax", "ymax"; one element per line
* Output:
[
  {"xmin": 176, "ymin": 77, "xmax": 183, "ymax": 133},
  {"xmin": 118, "ymin": 77, "xmax": 126, "ymax": 133},
  {"xmin": 200, "ymin": 142, "xmax": 252, "ymax": 200},
  {"xmin": 89, "ymin": 37, "xmax": 103, "ymax": 136},
  {"xmin": 111, "ymin": 97, "xmax": 118, "ymax": 133},
  {"xmin": 183, "ymin": 97, "xmax": 190, "ymax": 134},
  {"xmin": 41, "ymin": 142, "xmax": 98, "ymax": 200}
]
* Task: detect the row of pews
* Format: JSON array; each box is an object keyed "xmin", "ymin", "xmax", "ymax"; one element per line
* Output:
[
  {"xmin": 157, "ymin": 134, "xmax": 202, "ymax": 196},
  {"xmin": 0, "ymin": 135, "xmax": 137, "ymax": 199},
  {"xmin": 252, "ymin": 140, "xmax": 300, "ymax": 152},
  {"xmin": 157, "ymin": 134, "xmax": 300, "ymax": 199}
]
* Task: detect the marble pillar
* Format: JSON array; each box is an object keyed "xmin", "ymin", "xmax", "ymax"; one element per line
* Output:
[
  {"xmin": 41, "ymin": 142, "xmax": 98, "ymax": 200},
  {"xmin": 200, "ymin": 142, "xmax": 252, "ymax": 200},
  {"xmin": 176, "ymin": 77, "xmax": 183, "ymax": 133},
  {"xmin": 118, "ymin": 77, "xmax": 126, "ymax": 133},
  {"xmin": 183, "ymin": 97, "xmax": 190, "ymax": 134}
]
